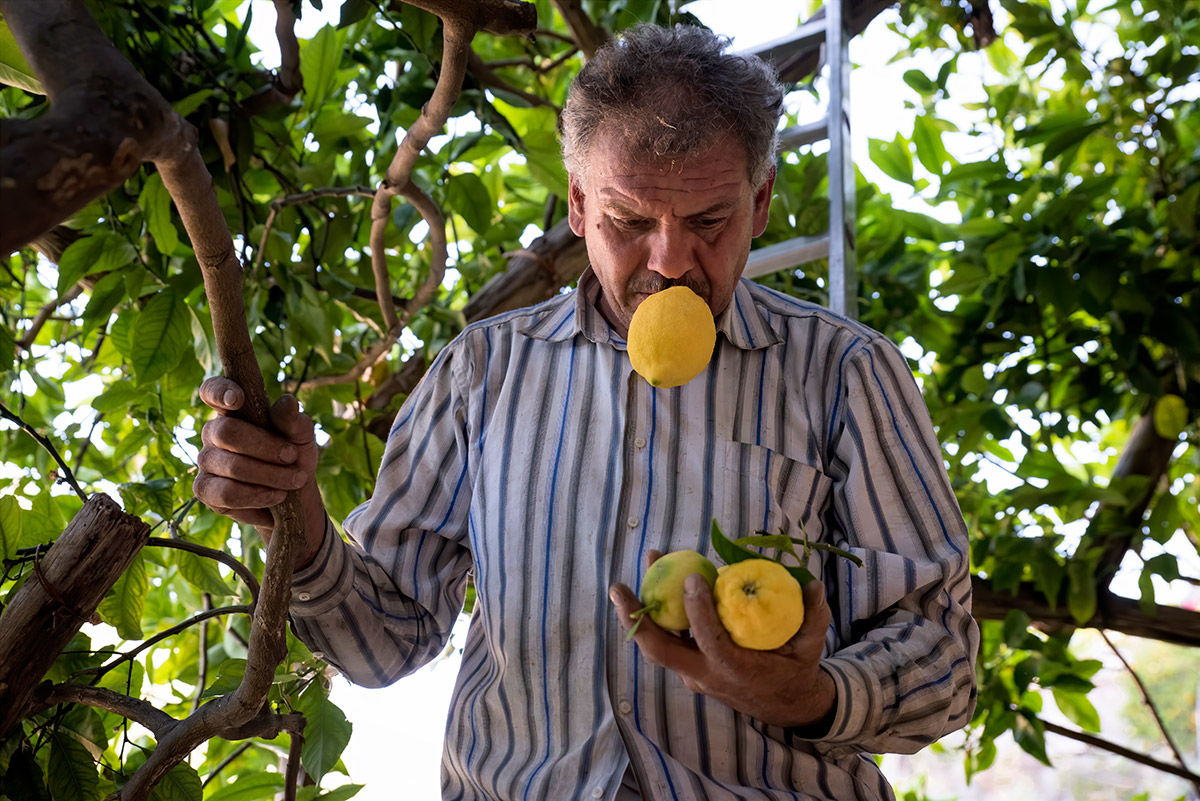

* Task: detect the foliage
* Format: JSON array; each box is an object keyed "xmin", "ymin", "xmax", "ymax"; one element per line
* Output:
[{"xmin": 0, "ymin": 0, "xmax": 1197, "ymax": 798}]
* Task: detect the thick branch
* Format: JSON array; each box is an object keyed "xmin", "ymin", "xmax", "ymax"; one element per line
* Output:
[
  {"xmin": 971, "ymin": 576, "xmax": 1200, "ymax": 649},
  {"xmin": 0, "ymin": 0, "xmax": 182, "ymax": 254},
  {"xmin": 393, "ymin": 0, "xmax": 537, "ymax": 37},
  {"xmin": 0, "ymin": 494, "xmax": 149, "ymax": 739},
  {"xmin": 549, "ymin": 0, "xmax": 609, "ymax": 58}
]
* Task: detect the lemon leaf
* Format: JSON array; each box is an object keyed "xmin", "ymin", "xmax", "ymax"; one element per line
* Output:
[
  {"xmin": 1153, "ymin": 394, "xmax": 1188, "ymax": 440},
  {"xmin": 711, "ymin": 520, "xmax": 815, "ymax": 586}
]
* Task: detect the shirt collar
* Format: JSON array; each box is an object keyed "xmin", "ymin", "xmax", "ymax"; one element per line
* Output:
[{"xmin": 519, "ymin": 266, "xmax": 780, "ymax": 351}]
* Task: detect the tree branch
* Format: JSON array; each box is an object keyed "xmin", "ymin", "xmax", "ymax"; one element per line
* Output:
[
  {"xmin": 1100, "ymin": 630, "xmax": 1199, "ymax": 794},
  {"xmin": 1040, "ymin": 716, "xmax": 1200, "ymax": 785},
  {"xmin": 549, "ymin": 0, "xmax": 609, "ymax": 59},
  {"xmin": 16, "ymin": 285, "xmax": 83, "ymax": 351},
  {"xmin": 0, "ymin": 400, "xmax": 88, "ymax": 501},
  {"xmin": 971, "ymin": 576, "xmax": 1200, "ymax": 649},
  {"xmin": 254, "ymin": 185, "xmax": 376, "ymax": 276}
]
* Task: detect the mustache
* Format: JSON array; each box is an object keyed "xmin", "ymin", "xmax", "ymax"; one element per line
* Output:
[{"xmin": 627, "ymin": 273, "xmax": 710, "ymax": 299}]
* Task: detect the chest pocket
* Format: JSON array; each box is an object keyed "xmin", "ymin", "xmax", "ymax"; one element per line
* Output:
[{"xmin": 718, "ymin": 439, "xmax": 833, "ymax": 550}]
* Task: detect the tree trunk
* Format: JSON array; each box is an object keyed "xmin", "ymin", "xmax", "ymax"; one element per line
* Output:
[{"xmin": 0, "ymin": 493, "xmax": 149, "ymax": 738}]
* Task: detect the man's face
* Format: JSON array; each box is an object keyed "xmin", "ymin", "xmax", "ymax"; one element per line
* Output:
[{"xmin": 567, "ymin": 130, "xmax": 774, "ymax": 337}]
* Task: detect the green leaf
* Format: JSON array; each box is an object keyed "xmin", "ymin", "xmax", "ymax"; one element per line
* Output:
[
  {"xmin": 139, "ymin": 173, "xmax": 180, "ymax": 255},
  {"xmin": 149, "ymin": 763, "xmax": 201, "ymax": 801},
  {"xmin": 173, "ymin": 547, "xmax": 234, "ymax": 596},
  {"xmin": 47, "ymin": 730, "xmax": 101, "ymax": 801},
  {"xmin": 130, "ymin": 289, "xmax": 192, "ymax": 386},
  {"xmin": 299, "ymin": 24, "xmax": 347, "ymax": 107},
  {"xmin": 1052, "ymin": 688, "xmax": 1101, "ymax": 732},
  {"xmin": 0, "ymin": 495, "xmax": 20, "ymax": 561},
  {"xmin": 911, "ymin": 115, "xmax": 949, "ymax": 176},
  {"xmin": 172, "ymin": 88, "xmax": 213, "ymax": 117},
  {"xmin": 80, "ymin": 270, "xmax": 130, "ymax": 337},
  {"xmin": 98, "ymin": 552, "xmax": 147, "ymax": 640},
  {"xmin": 867, "ymin": 135, "xmax": 914, "ymax": 185},
  {"xmin": 1153, "ymin": 394, "xmax": 1188, "ymax": 439},
  {"xmin": 1041, "ymin": 119, "xmax": 1107, "ymax": 164},
  {"xmin": 0, "ymin": 325, "xmax": 13, "ymax": 373},
  {"xmin": 709, "ymin": 520, "xmax": 813, "ymax": 585},
  {"xmin": 0, "ymin": 18, "xmax": 43, "ymax": 93},
  {"xmin": 296, "ymin": 785, "xmax": 364, "ymax": 801},
  {"xmin": 902, "ymin": 68, "xmax": 937, "ymax": 95},
  {"xmin": 337, "ymin": 0, "xmax": 373, "ymax": 28},
  {"xmin": 203, "ymin": 773, "xmax": 285, "ymax": 801},
  {"xmin": 446, "ymin": 172, "xmax": 494, "ymax": 235},
  {"xmin": 1012, "ymin": 711, "xmax": 1052, "ymax": 766},
  {"xmin": 91, "ymin": 379, "xmax": 154, "ymax": 414},
  {"xmin": 1066, "ymin": 558, "xmax": 1096, "ymax": 625},
  {"xmin": 56, "ymin": 232, "xmax": 138, "ymax": 297},
  {"xmin": 296, "ymin": 682, "xmax": 353, "ymax": 784}
]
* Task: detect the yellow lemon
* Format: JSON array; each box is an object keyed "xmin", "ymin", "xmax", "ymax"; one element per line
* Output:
[
  {"xmin": 714, "ymin": 558, "xmax": 805, "ymax": 650},
  {"xmin": 626, "ymin": 286, "xmax": 716, "ymax": 388},
  {"xmin": 631, "ymin": 550, "xmax": 718, "ymax": 634}
]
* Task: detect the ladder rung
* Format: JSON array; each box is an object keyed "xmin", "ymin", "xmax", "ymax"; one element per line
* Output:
[
  {"xmin": 747, "ymin": 18, "xmax": 826, "ymax": 68},
  {"xmin": 744, "ymin": 232, "xmax": 830, "ymax": 279},
  {"xmin": 778, "ymin": 119, "xmax": 828, "ymax": 150}
]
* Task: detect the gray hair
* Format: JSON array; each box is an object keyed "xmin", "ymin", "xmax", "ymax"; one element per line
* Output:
[{"xmin": 560, "ymin": 23, "xmax": 785, "ymax": 189}]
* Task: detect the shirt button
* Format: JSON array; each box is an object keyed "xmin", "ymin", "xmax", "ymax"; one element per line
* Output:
[
  {"xmin": 297, "ymin": 592, "xmax": 311, "ymax": 602},
  {"xmin": 618, "ymin": 700, "xmax": 632, "ymax": 715},
  {"xmin": 633, "ymin": 436, "xmax": 647, "ymax": 448},
  {"xmin": 626, "ymin": 517, "xmax": 638, "ymax": 529},
  {"xmin": 592, "ymin": 786, "xmax": 604, "ymax": 799}
]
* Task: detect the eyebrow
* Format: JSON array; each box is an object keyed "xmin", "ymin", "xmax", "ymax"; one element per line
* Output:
[{"xmin": 597, "ymin": 194, "xmax": 739, "ymax": 219}]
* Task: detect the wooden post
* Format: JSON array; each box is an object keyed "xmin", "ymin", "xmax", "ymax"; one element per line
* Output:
[{"xmin": 0, "ymin": 493, "xmax": 149, "ymax": 738}]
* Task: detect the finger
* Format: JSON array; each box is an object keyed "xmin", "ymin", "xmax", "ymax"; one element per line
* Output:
[
  {"xmin": 197, "ymin": 445, "xmax": 309, "ymax": 491},
  {"xmin": 778, "ymin": 579, "xmax": 832, "ymax": 658},
  {"xmin": 645, "ymin": 548, "xmax": 663, "ymax": 569},
  {"xmin": 207, "ymin": 504, "xmax": 275, "ymax": 529},
  {"xmin": 270, "ymin": 394, "xmax": 316, "ymax": 447},
  {"xmin": 199, "ymin": 377, "xmax": 244, "ymax": 414},
  {"xmin": 193, "ymin": 471, "xmax": 287, "ymax": 512},
  {"xmin": 683, "ymin": 572, "xmax": 732, "ymax": 656},
  {"xmin": 608, "ymin": 583, "xmax": 642, "ymax": 633},
  {"xmin": 202, "ymin": 416, "xmax": 300, "ymax": 464}
]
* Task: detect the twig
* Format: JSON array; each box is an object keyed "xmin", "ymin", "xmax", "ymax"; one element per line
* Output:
[
  {"xmin": 202, "ymin": 742, "xmax": 253, "ymax": 787},
  {"xmin": 146, "ymin": 536, "xmax": 261, "ymax": 606},
  {"xmin": 193, "ymin": 594, "xmax": 211, "ymax": 713},
  {"xmin": 254, "ymin": 185, "xmax": 376, "ymax": 275},
  {"xmin": 74, "ymin": 605, "xmax": 251, "ymax": 680},
  {"xmin": 283, "ymin": 727, "xmax": 306, "ymax": 801},
  {"xmin": 0, "ymin": 400, "xmax": 88, "ymax": 501},
  {"xmin": 1040, "ymin": 715, "xmax": 1200, "ymax": 785},
  {"xmin": 1100, "ymin": 630, "xmax": 1199, "ymax": 793},
  {"xmin": 16, "ymin": 284, "xmax": 84, "ymax": 351}
]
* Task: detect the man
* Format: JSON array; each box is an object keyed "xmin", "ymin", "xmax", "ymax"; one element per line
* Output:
[{"xmin": 195, "ymin": 23, "xmax": 978, "ymax": 801}]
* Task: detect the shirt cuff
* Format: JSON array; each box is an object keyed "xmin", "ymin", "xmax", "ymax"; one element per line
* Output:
[
  {"xmin": 784, "ymin": 659, "xmax": 874, "ymax": 758},
  {"xmin": 290, "ymin": 516, "xmax": 356, "ymax": 616}
]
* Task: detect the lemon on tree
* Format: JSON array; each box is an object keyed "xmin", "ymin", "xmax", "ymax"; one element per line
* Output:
[
  {"xmin": 626, "ymin": 286, "xmax": 716, "ymax": 388},
  {"xmin": 628, "ymin": 549, "xmax": 719, "ymax": 638},
  {"xmin": 713, "ymin": 558, "xmax": 805, "ymax": 650}
]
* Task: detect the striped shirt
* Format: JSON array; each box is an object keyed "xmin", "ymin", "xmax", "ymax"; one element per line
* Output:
[{"xmin": 290, "ymin": 268, "xmax": 979, "ymax": 801}]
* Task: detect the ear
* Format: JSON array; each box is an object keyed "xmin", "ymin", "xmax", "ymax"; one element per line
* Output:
[
  {"xmin": 751, "ymin": 166, "xmax": 775, "ymax": 238},
  {"xmin": 567, "ymin": 175, "xmax": 587, "ymax": 237}
]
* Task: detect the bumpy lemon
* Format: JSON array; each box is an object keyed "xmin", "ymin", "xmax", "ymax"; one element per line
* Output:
[
  {"xmin": 633, "ymin": 550, "xmax": 718, "ymax": 633},
  {"xmin": 626, "ymin": 286, "xmax": 716, "ymax": 388},
  {"xmin": 714, "ymin": 558, "xmax": 805, "ymax": 650}
]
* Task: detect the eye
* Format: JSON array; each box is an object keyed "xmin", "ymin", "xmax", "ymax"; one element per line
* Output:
[
  {"xmin": 611, "ymin": 216, "xmax": 649, "ymax": 231},
  {"xmin": 693, "ymin": 217, "xmax": 725, "ymax": 230}
]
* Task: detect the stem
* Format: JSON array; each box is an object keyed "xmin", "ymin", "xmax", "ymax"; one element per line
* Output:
[
  {"xmin": 1100, "ymin": 630, "xmax": 1199, "ymax": 793},
  {"xmin": 0, "ymin": 400, "xmax": 88, "ymax": 501},
  {"xmin": 1040, "ymin": 716, "xmax": 1200, "ymax": 785},
  {"xmin": 75, "ymin": 605, "xmax": 251, "ymax": 680},
  {"xmin": 146, "ymin": 536, "xmax": 261, "ymax": 607}
]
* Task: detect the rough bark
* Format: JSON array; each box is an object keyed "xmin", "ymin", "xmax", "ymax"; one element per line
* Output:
[
  {"xmin": 0, "ymin": 0, "xmax": 181, "ymax": 255},
  {"xmin": 0, "ymin": 494, "xmax": 149, "ymax": 739}
]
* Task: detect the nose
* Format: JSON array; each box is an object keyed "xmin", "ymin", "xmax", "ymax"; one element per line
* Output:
[{"xmin": 646, "ymin": 224, "xmax": 695, "ymax": 280}]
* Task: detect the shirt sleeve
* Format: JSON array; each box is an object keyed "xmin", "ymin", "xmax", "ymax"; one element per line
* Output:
[
  {"xmin": 287, "ymin": 342, "xmax": 475, "ymax": 688},
  {"xmin": 811, "ymin": 334, "xmax": 979, "ymax": 759}
]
